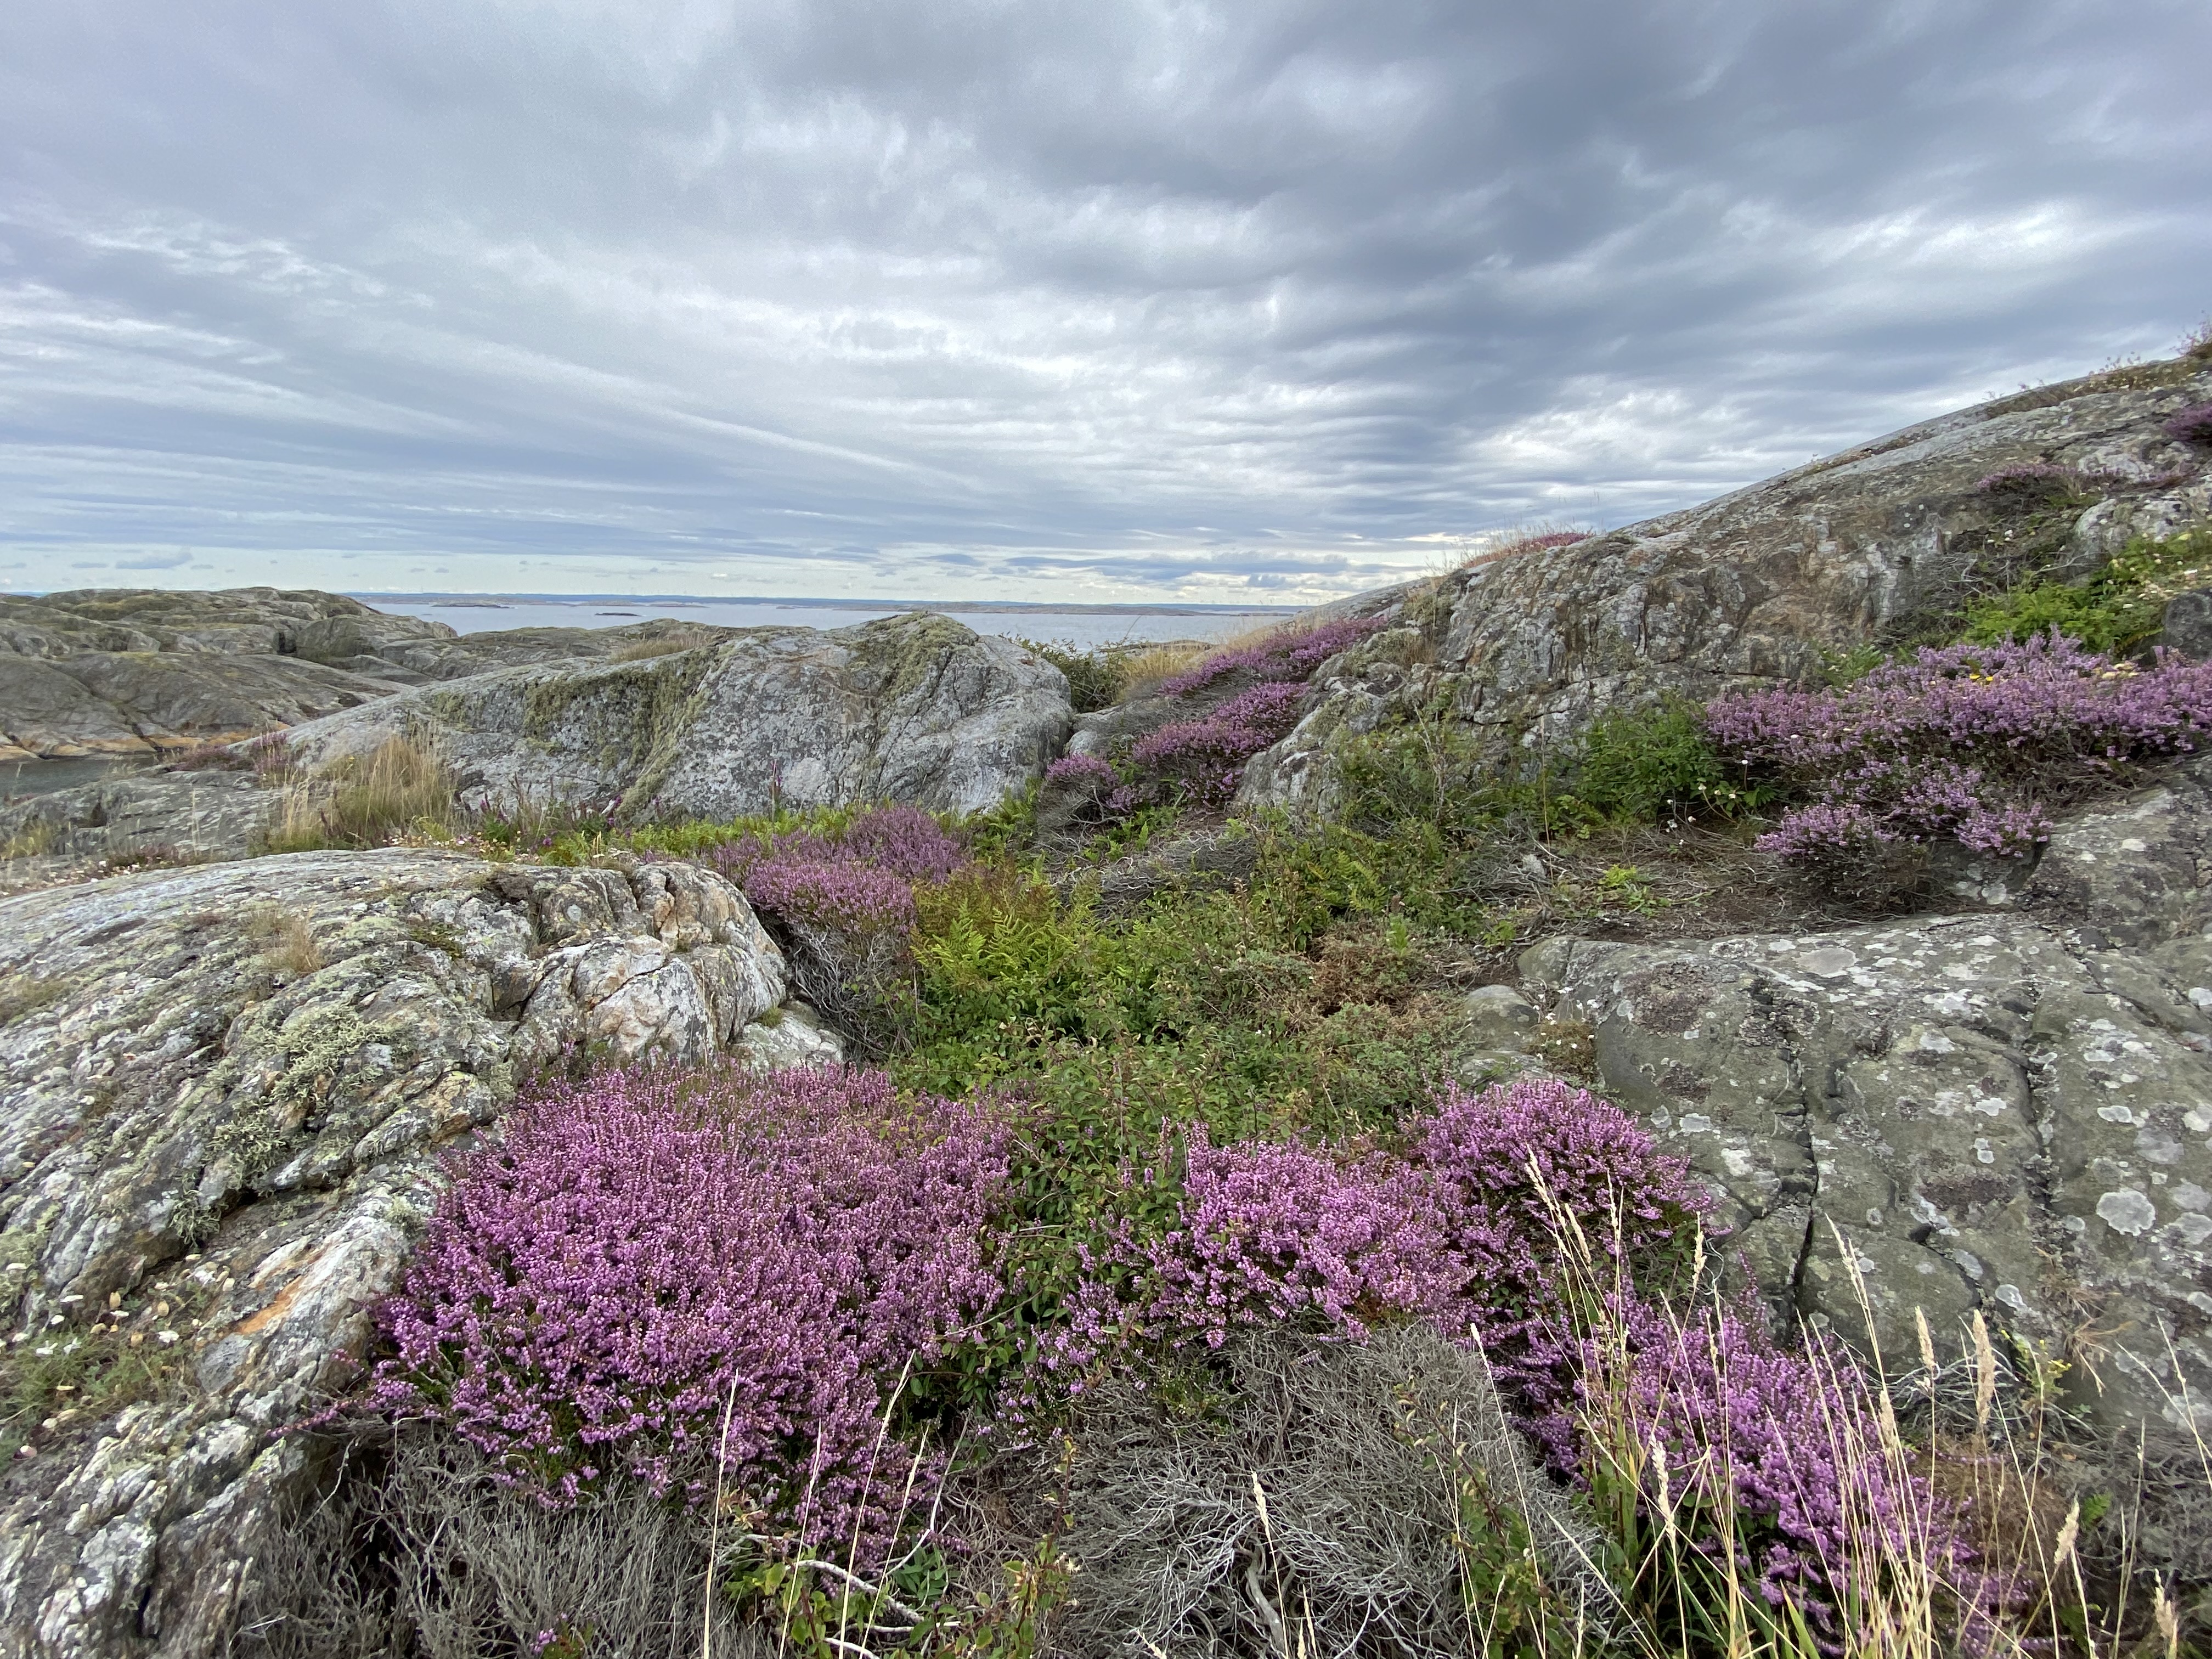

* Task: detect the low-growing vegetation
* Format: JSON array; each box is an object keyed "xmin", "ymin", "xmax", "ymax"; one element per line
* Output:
[{"xmin": 182, "ymin": 523, "xmax": 2212, "ymax": 1656}]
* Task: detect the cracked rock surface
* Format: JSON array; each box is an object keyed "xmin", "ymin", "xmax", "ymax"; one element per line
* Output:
[
  {"xmin": 0, "ymin": 849, "xmax": 794, "ymax": 1659},
  {"xmin": 1518, "ymin": 760, "xmax": 2212, "ymax": 1440}
]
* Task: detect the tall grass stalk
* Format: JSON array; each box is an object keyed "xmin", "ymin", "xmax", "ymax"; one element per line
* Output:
[{"xmin": 265, "ymin": 735, "xmax": 458, "ymax": 853}]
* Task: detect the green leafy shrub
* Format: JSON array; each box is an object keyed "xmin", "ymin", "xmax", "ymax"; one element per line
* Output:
[
  {"xmin": 1013, "ymin": 638, "xmax": 1123, "ymax": 713},
  {"xmin": 1574, "ymin": 699, "xmax": 1747, "ymax": 822},
  {"xmin": 1962, "ymin": 526, "xmax": 2212, "ymax": 656}
]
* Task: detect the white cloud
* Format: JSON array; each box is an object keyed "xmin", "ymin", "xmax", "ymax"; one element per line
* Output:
[{"xmin": 0, "ymin": 0, "xmax": 2205, "ymax": 600}]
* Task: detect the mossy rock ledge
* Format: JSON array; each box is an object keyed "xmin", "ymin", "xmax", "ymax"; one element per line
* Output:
[{"xmin": 0, "ymin": 849, "xmax": 807, "ymax": 1657}]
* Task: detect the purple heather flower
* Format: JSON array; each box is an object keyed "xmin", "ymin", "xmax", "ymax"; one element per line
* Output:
[
  {"xmin": 365, "ymin": 1064, "xmax": 1009, "ymax": 1561},
  {"xmin": 1157, "ymin": 615, "xmax": 1390, "ymax": 699},
  {"xmin": 1706, "ymin": 631, "xmax": 2212, "ymax": 866},
  {"xmin": 2162, "ymin": 402, "xmax": 2212, "ymax": 449}
]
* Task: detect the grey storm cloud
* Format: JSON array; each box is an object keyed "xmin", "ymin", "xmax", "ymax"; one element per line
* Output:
[{"xmin": 0, "ymin": 0, "xmax": 2206, "ymax": 602}]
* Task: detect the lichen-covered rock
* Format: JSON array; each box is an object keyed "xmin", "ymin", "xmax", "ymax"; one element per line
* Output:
[
  {"xmin": 736, "ymin": 1000, "xmax": 847, "ymax": 1069},
  {"xmin": 282, "ymin": 611, "xmax": 1073, "ymax": 818},
  {"xmin": 1241, "ymin": 358, "xmax": 2212, "ymax": 815},
  {"xmin": 2164, "ymin": 589, "xmax": 2212, "ymax": 661},
  {"xmin": 0, "ymin": 849, "xmax": 789, "ymax": 1659},
  {"xmin": 1517, "ymin": 758, "xmax": 2212, "ymax": 1440},
  {"xmin": 0, "ymin": 773, "xmax": 275, "ymax": 871}
]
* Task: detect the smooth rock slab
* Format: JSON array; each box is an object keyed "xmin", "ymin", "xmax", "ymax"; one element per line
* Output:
[
  {"xmin": 0, "ymin": 849, "xmax": 791, "ymax": 1659},
  {"xmin": 1518, "ymin": 760, "xmax": 2212, "ymax": 1441}
]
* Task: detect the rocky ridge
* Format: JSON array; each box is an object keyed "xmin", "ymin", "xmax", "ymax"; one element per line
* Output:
[
  {"xmin": 0, "ymin": 589, "xmax": 742, "ymax": 761},
  {"xmin": 279, "ymin": 610, "xmax": 1073, "ymax": 819},
  {"xmin": 1239, "ymin": 357, "xmax": 2212, "ymax": 814}
]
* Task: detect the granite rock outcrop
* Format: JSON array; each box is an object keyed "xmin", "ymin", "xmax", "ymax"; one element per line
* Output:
[
  {"xmin": 1494, "ymin": 760, "xmax": 2212, "ymax": 1442},
  {"xmin": 280, "ymin": 611, "xmax": 1074, "ymax": 819},
  {"xmin": 1240, "ymin": 357, "xmax": 2212, "ymax": 815},
  {"xmin": 0, "ymin": 850, "xmax": 797, "ymax": 1658}
]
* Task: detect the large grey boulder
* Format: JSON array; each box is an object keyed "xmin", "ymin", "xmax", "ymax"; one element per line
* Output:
[
  {"xmin": 0, "ymin": 849, "xmax": 795, "ymax": 1659},
  {"xmin": 1516, "ymin": 758, "xmax": 2212, "ymax": 1442},
  {"xmin": 282, "ymin": 611, "xmax": 1074, "ymax": 818},
  {"xmin": 1241, "ymin": 358, "xmax": 2212, "ymax": 815}
]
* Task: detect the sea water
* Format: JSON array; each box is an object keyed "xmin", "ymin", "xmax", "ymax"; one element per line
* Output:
[{"xmin": 357, "ymin": 594, "xmax": 1297, "ymax": 651}]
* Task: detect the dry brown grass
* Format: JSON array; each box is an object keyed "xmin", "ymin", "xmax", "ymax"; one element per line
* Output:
[
  {"xmin": 1110, "ymin": 639, "xmax": 1215, "ymax": 700},
  {"xmin": 608, "ymin": 624, "xmax": 724, "ymax": 663},
  {"xmin": 266, "ymin": 734, "xmax": 458, "ymax": 853},
  {"xmin": 247, "ymin": 905, "xmax": 324, "ymax": 976},
  {"xmin": 1456, "ymin": 522, "xmax": 1597, "ymax": 572}
]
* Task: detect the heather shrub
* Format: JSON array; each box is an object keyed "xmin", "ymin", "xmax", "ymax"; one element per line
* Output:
[
  {"xmin": 363, "ymin": 1064, "xmax": 1009, "ymax": 1563},
  {"xmin": 1036, "ymin": 1077, "xmax": 1711, "ymax": 1404},
  {"xmin": 1972, "ymin": 461, "xmax": 2091, "ymax": 507},
  {"xmin": 1042, "ymin": 752, "xmax": 1116, "ymax": 791},
  {"xmin": 1034, "ymin": 752, "xmax": 1122, "ymax": 836},
  {"xmin": 1412, "ymin": 1077, "xmax": 1713, "ymax": 1448},
  {"xmin": 1575, "ymin": 1297, "xmax": 1974, "ymax": 1650},
  {"xmin": 1705, "ymin": 630, "xmax": 2212, "ymax": 879},
  {"xmin": 2163, "ymin": 402, "xmax": 2212, "ymax": 448},
  {"xmin": 699, "ymin": 805, "xmax": 971, "ymax": 1042},
  {"xmin": 1124, "ymin": 680, "xmax": 1307, "ymax": 808},
  {"xmin": 1156, "ymin": 613, "xmax": 1388, "ymax": 699}
]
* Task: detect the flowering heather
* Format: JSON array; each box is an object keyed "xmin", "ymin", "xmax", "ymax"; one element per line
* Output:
[
  {"xmin": 1157, "ymin": 614, "xmax": 1390, "ymax": 699},
  {"xmin": 704, "ymin": 804, "xmax": 967, "ymax": 890},
  {"xmin": 1970, "ymin": 461, "xmax": 2084, "ymax": 502},
  {"xmin": 1594, "ymin": 1299, "xmax": 1971, "ymax": 1633},
  {"xmin": 1127, "ymin": 680, "xmax": 1307, "ymax": 806},
  {"xmin": 1705, "ymin": 631, "xmax": 2212, "ymax": 865},
  {"xmin": 2163, "ymin": 401, "xmax": 2212, "ymax": 448},
  {"xmin": 1049, "ymin": 1076, "xmax": 1711, "ymax": 1393},
  {"xmin": 740, "ymin": 857, "xmax": 919, "ymax": 936},
  {"xmin": 696, "ymin": 806, "xmax": 970, "ymax": 1028},
  {"xmin": 365, "ymin": 1064, "xmax": 1008, "ymax": 1560},
  {"xmin": 1133, "ymin": 1138, "xmax": 1449, "ymax": 1347},
  {"xmin": 1042, "ymin": 752, "xmax": 1118, "ymax": 790}
]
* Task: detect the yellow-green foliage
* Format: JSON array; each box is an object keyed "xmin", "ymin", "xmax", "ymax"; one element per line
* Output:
[
  {"xmin": 0, "ymin": 1269, "xmax": 215, "ymax": 1462},
  {"xmin": 1, "ymin": 817, "xmax": 60, "ymax": 859},
  {"xmin": 0, "ymin": 972, "xmax": 65, "ymax": 1025}
]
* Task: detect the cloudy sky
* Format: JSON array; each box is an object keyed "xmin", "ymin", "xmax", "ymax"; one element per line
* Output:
[{"xmin": 2, "ymin": 0, "xmax": 2207, "ymax": 604}]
